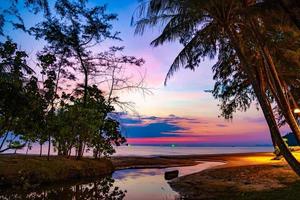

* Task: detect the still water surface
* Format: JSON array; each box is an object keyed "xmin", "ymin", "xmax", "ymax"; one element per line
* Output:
[
  {"xmin": 112, "ymin": 161, "xmax": 224, "ymax": 200},
  {"xmin": 0, "ymin": 161, "xmax": 224, "ymax": 200},
  {"xmin": 113, "ymin": 146, "xmax": 273, "ymax": 157},
  {"xmin": 15, "ymin": 145, "xmax": 273, "ymax": 157}
]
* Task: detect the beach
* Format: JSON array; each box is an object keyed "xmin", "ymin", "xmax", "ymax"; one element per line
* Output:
[
  {"xmin": 115, "ymin": 151, "xmax": 300, "ymax": 199},
  {"xmin": 1, "ymin": 150, "xmax": 300, "ymax": 199},
  {"xmin": 165, "ymin": 152, "xmax": 300, "ymax": 199}
]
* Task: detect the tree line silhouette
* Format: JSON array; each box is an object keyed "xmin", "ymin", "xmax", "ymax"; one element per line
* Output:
[{"xmin": 0, "ymin": 0, "xmax": 148, "ymax": 160}]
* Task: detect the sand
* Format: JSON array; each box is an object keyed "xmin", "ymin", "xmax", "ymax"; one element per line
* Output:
[
  {"xmin": 2, "ymin": 151, "xmax": 300, "ymax": 199},
  {"xmin": 165, "ymin": 152, "xmax": 300, "ymax": 199}
]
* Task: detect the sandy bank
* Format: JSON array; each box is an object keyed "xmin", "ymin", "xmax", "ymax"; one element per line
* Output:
[
  {"xmin": 111, "ymin": 156, "xmax": 198, "ymax": 170},
  {"xmin": 168, "ymin": 152, "xmax": 300, "ymax": 199}
]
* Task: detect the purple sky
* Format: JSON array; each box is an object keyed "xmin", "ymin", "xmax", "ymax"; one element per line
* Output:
[{"xmin": 4, "ymin": 0, "xmax": 292, "ymax": 146}]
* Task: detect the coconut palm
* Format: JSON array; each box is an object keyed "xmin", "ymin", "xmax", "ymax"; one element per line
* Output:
[
  {"xmin": 241, "ymin": 1, "xmax": 300, "ymax": 144},
  {"xmin": 133, "ymin": 0, "xmax": 300, "ymax": 175}
]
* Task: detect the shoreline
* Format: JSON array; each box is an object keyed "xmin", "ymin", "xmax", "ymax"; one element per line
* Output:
[
  {"xmin": 167, "ymin": 152, "xmax": 300, "ymax": 199},
  {"xmin": 0, "ymin": 153, "xmax": 200, "ymax": 189},
  {"xmin": 1, "ymin": 151, "xmax": 300, "ymax": 198}
]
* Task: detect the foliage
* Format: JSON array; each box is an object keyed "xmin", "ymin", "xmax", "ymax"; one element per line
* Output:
[
  {"xmin": 133, "ymin": 0, "xmax": 300, "ymax": 175},
  {"xmin": 0, "ymin": 40, "xmax": 126, "ymax": 158},
  {"xmin": 0, "ymin": 0, "xmax": 142, "ymax": 158},
  {"xmin": 0, "ymin": 40, "xmax": 36, "ymax": 153},
  {"xmin": 52, "ymin": 85, "xmax": 126, "ymax": 158}
]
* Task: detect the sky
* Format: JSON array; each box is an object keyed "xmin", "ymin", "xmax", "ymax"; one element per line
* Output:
[{"xmin": 3, "ymin": 0, "xmax": 291, "ymax": 146}]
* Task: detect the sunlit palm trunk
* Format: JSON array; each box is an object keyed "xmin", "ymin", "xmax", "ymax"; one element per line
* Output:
[
  {"xmin": 227, "ymin": 28, "xmax": 300, "ymax": 176},
  {"xmin": 254, "ymin": 81, "xmax": 300, "ymax": 175}
]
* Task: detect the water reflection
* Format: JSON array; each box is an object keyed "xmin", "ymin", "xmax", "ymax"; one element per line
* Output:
[
  {"xmin": 112, "ymin": 162, "xmax": 224, "ymax": 200},
  {"xmin": 0, "ymin": 176, "xmax": 126, "ymax": 200},
  {"xmin": 0, "ymin": 162, "xmax": 224, "ymax": 200}
]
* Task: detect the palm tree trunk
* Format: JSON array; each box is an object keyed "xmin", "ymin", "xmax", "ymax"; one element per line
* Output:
[
  {"xmin": 227, "ymin": 28, "xmax": 300, "ymax": 175},
  {"xmin": 254, "ymin": 82, "xmax": 300, "ymax": 175},
  {"xmin": 247, "ymin": 18, "xmax": 300, "ymax": 144},
  {"xmin": 261, "ymin": 45, "xmax": 300, "ymax": 144}
]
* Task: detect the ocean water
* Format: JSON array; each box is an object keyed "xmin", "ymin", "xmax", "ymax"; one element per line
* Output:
[
  {"xmin": 11, "ymin": 145, "xmax": 274, "ymax": 157},
  {"xmin": 113, "ymin": 146, "xmax": 274, "ymax": 157}
]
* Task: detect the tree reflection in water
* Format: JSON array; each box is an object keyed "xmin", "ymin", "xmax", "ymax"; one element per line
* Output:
[{"xmin": 0, "ymin": 176, "xmax": 126, "ymax": 200}]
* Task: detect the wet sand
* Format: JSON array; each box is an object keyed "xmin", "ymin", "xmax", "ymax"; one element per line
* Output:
[{"xmin": 163, "ymin": 152, "xmax": 300, "ymax": 199}]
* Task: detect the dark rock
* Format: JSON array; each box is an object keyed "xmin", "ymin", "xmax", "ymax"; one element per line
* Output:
[{"xmin": 164, "ymin": 170, "xmax": 179, "ymax": 180}]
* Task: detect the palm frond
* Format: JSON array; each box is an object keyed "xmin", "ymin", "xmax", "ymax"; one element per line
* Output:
[{"xmin": 164, "ymin": 22, "xmax": 218, "ymax": 85}]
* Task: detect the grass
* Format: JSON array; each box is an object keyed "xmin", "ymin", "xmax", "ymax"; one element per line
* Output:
[
  {"xmin": 239, "ymin": 181, "xmax": 300, "ymax": 200},
  {"xmin": 0, "ymin": 155, "xmax": 113, "ymax": 188},
  {"xmin": 0, "ymin": 154, "xmax": 198, "ymax": 189}
]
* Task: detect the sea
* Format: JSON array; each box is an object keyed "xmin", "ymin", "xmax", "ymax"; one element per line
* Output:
[
  {"xmin": 113, "ymin": 145, "xmax": 274, "ymax": 157},
  {"xmin": 12, "ymin": 145, "xmax": 274, "ymax": 157}
]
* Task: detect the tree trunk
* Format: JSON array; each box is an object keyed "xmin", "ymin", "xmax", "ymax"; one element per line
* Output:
[
  {"xmin": 245, "ymin": 17, "xmax": 300, "ymax": 144},
  {"xmin": 25, "ymin": 143, "xmax": 29, "ymax": 157},
  {"xmin": 227, "ymin": 28, "xmax": 300, "ymax": 175},
  {"xmin": 261, "ymin": 46, "xmax": 300, "ymax": 143},
  {"xmin": 47, "ymin": 134, "xmax": 51, "ymax": 160},
  {"xmin": 76, "ymin": 50, "xmax": 88, "ymax": 160},
  {"xmin": 254, "ymin": 82, "xmax": 300, "ymax": 175},
  {"xmin": 40, "ymin": 143, "xmax": 43, "ymax": 157},
  {"xmin": 68, "ymin": 148, "xmax": 71, "ymax": 158},
  {"xmin": 251, "ymin": 25, "xmax": 300, "ymax": 143},
  {"xmin": 81, "ymin": 142, "xmax": 86, "ymax": 157},
  {"xmin": 77, "ymin": 140, "xmax": 83, "ymax": 160}
]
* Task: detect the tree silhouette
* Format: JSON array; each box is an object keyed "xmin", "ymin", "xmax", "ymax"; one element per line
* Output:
[
  {"xmin": 0, "ymin": 176, "xmax": 126, "ymax": 200},
  {"xmin": 133, "ymin": 0, "xmax": 300, "ymax": 175}
]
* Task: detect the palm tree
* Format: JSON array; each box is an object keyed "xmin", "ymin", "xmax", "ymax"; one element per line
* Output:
[
  {"xmin": 242, "ymin": 2, "xmax": 300, "ymax": 144},
  {"xmin": 277, "ymin": 0, "xmax": 300, "ymax": 29},
  {"xmin": 133, "ymin": 0, "xmax": 300, "ymax": 175}
]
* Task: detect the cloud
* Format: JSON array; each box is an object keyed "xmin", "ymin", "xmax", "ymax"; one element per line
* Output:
[
  {"xmin": 119, "ymin": 113, "xmax": 190, "ymax": 138},
  {"xmin": 123, "ymin": 122, "xmax": 186, "ymax": 138},
  {"xmin": 118, "ymin": 113, "xmax": 274, "ymax": 145}
]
